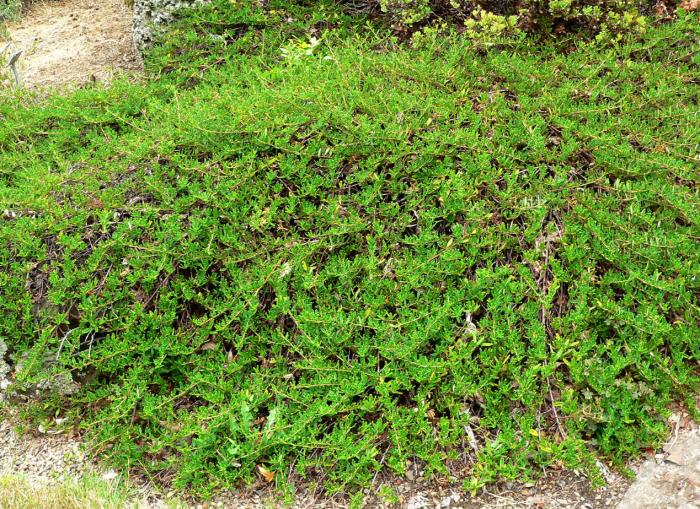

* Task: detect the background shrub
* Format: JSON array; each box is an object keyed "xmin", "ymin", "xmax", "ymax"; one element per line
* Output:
[
  {"xmin": 347, "ymin": 0, "xmax": 667, "ymax": 39},
  {"xmin": 0, "ymin": 0, "xmax": 21, "ymax": 21}
]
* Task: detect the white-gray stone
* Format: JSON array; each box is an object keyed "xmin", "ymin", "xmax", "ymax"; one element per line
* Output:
[
  {"xmin": 0, "ymin": 339, "xmax": 10, "ymax": 397},
  {"xmin": 132, "ymin": 0, "xmax": 208, "ymax": 51},
  {"xmin": 618, "ymin": 427, "xmax": 700, "ymax": 509}
]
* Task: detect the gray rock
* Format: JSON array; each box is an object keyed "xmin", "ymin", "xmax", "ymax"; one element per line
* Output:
[
  {"xmin": 1, "ymin": 337, "xmax": 78, "ymax": 402},
  {"xmin": 0, "ymin": 339, "xmax": 10, "ymax": 396},
  {"xmin": 132, "ymin": 0, "xmax": 208, "ymax": 51},
  {"xmin": 405, "ymin": 494, "xmax": 429, "ymax": 509},
  {"xmin": 9, "ymin": 349, "xmax": 79, "ymax": 401},
  {"xmin": 618, "ymin": 428, "xmax": 700, "ymax": 509}
]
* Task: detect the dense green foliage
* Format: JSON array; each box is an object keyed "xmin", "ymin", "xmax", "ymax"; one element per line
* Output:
[
  {"xmin": 0, "ymin": 0, "xmax": 21, "ymax": 21},
  {"xmin": 375, "ymin": 0, "xmax": 652, "ymax": 41},
  {"xmin": 1, "ymin": 0, "xmax": 699, "ymax": 497}
]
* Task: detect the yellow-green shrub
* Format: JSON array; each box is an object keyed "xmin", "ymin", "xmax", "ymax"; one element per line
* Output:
[{"xmin": 344, "ymin": 0, "xmax": 666, "ymax": 40}]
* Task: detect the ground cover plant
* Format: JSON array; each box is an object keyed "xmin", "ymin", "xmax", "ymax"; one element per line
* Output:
[
  {"xmin": 0, "ymin": 0, "xmax": 699, "ymax": 499},
  {"xmin": 0, "ymin": 0, "xmax": 21, "ymax": 22}
]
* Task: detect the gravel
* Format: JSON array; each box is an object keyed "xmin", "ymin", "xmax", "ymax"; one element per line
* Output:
[{"xmin": 0, "ymin": 416, "xmax": 87, "ymax": 484}]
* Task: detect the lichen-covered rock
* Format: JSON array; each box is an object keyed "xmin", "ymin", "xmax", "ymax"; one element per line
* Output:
[
  {"xmin": 5, "ymin": 350, "xmax": 78, "ymax": 402},
  {"xmin": 132, "ymin": 0, "xmax": 207, "ymax": 51},
  {"xmin": 0, "ymin": 339, "xmax": 10, "ymax": 395}
]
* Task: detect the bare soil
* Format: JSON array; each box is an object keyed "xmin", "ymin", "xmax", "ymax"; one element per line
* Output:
[{"xmin": 3, "ymin": 0, "xmax": 142, "ymax": 90}]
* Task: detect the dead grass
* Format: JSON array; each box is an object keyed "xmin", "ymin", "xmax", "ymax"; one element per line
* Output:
[
  {"xmin": 2, "ymin": 0, "xmax": 142, "ymax": 89},
  {"xmin": 0, "ymin": 474, "xmax": 186, "ymax": 509}
]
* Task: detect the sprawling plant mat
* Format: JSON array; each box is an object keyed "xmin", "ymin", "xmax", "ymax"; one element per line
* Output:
[{"xmin": 0, "ymin": 0, "xmax": 698, "ymax": 496}]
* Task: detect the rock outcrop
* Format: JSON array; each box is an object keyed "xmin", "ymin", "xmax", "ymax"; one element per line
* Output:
[
  {"xmin": 132, "ymin": 0, "xmax": 206, "ymax": 51},
  {"xmin": 0, "ymin": 339, "xmax": 10, "ymax": 395}
]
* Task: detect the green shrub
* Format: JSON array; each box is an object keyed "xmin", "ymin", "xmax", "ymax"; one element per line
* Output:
[
  {"xmin": 0, "ymin": 0, "xmax": 21, "ymax": 21},
  {"xmin": 0, "ymin": 0, "xmax": 698, "ymax": 497},
  {"xmin": 515, "ymin": 0, "xmax": 648, "ymax": 41},
  {"xmin": 361, "ymin": 0, "xmax": 659, "ymax": 39}
]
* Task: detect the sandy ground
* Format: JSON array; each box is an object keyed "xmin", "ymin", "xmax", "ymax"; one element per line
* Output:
[{"xmin": 3, "ymin": 0, "xmax": 142, "ymax": 89}]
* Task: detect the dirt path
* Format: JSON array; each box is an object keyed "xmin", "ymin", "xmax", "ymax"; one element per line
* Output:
[{"xmin": 3, "ymin": 0, "xmax": 142, "ymax": 89}]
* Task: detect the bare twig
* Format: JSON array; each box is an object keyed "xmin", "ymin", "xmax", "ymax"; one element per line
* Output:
[
  {"xmin": 464, "ymin": 423, "xmax": 479, "ymax": 452},
  {"xmin": 665, "ymin": 413, "xmax": 681, "ymax": 453},
  {"xmin": 547, "ymin": 377, "xmax": 567, "ymax": 441},
  {"xmin": 56, "ymin": 328, "xmax": 77, "ymax": 360},
  {"xmin": 87, "ymin": 331, "xmax": 98, "ymax": 357},
  {"xmin": 8, "ymin": 50, "xmax": 22, "ymax": 88},
  {"xmin": 371, "ymin": 443, "xmax": 390, "ymax": 486}
]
